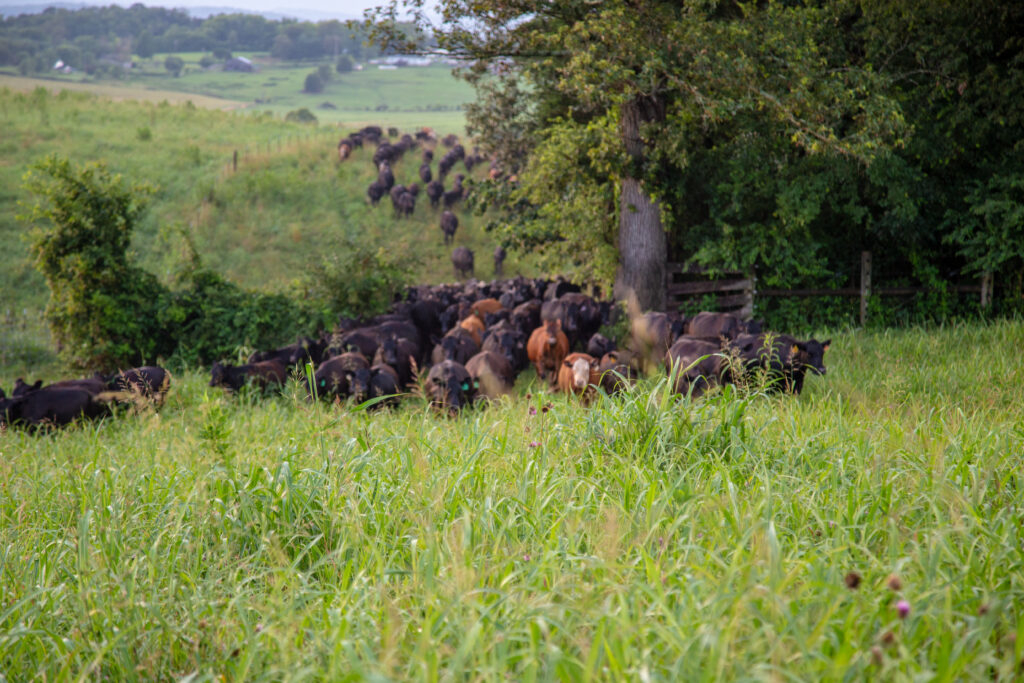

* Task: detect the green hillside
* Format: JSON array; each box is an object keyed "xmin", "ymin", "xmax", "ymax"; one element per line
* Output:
[{"xmin": 0, "ymin": 86, "xmax": 534, "ymax": 379}]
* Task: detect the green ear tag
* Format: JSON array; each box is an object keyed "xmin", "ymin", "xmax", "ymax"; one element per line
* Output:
[
  {"xmin": 473, "ymin": 380, "xmax": 480, "ymax": 389},
  {"xmin": 461, "ymin": 381, "xmax": 470, "ymax": 391},
  {"xmin": 319, "ymin": 379, "xmax": 326, "ymax": 387}
]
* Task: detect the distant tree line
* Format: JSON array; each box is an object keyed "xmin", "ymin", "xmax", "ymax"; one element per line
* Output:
[{"xmin": 0, "ymin": 4, "xmax": 381, "ymax": 75}]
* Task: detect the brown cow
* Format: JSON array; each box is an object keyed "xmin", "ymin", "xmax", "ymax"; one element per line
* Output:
[
  {"xmin": 457, "ymin": 315, "xmax": 485, "ymax": 347},
  {"xmin": 470, "ymin": 297, "xmax": 504, "ymax": 321},
  {"xmin": 557, "ymin": 352, "xmax": 600, "ymax": 402},
  {"xmin": 527, "ymin": 319, "xmax": 569, "ymax": 385}
]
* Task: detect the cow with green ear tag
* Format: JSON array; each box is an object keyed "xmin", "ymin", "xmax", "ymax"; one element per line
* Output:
[{"xmin": 426, "ymin": 360, "xmax": 477, "ymax": 415}]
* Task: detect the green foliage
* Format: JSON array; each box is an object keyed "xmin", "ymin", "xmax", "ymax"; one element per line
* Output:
[
  {"xmin": 19, "ymin": 155, "xmax": 334, "ymax": 370},
  {"xmin": 198, "ymin": 54, "xmax": 216, "ymax": 68},
  {"xmin": 135, "ymin": 30, "xmax": 155, "ymax": 59},
  {"xmin": 22, "ymin": 156, "xmax": 173, "ymax": 370},
  {"xmin": 947, "ymin": 173, "xmax": 1024, "ymax": 276},
  {"xmin": 164, "ymin": 55, "xmax": 184, "ymax": 77},
  {"xmin": 335, "ymin": 54, "xmax": 353, "ymax": 73},
  {"xmin": 316, "ymin": 64, "xmax": 332, "ymax": 83},
  {"xmin": 293, "ymin": 242, "xmax": 414, "ymax": 321},
  {"xmin": 302, "ymin": 71, "xmax": 323, "ymax": 94},
  {"xmin": 284, "ymin": 107, "xmax": 317, "ymax": 123},
  {"xmin": 165, "ymin": 266, "xmax": 325, "ymax": 366}
]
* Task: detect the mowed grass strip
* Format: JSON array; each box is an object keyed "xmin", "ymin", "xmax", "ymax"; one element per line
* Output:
[{"xmin": 1, "ymin": 322, "xmax": 1022, "ymax": 679}]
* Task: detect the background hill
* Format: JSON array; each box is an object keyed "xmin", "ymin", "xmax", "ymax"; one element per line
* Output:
[{"xmin": 0, "ymin": 85, "xmax": 536, "ymax": 379}]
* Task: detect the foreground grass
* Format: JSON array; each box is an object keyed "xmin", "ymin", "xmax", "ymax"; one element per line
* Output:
[{"xmin": 2, "ymin": 322, "xmax": 1023, "ymax": 680}]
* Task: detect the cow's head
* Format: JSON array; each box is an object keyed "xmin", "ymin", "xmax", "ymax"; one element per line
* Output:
[
  {"xmin": 564, "ymin": 355, "xmax": 599, "ymax": 391},
  {"xmin": 544, "ymin": 319, "xmax": 562, "ymax": 346},
  {"xmin": 791, "ymin": 339, "xmax": 831, "ymax": 375},
  {"xmin": 427, "ymin": 361, "xmax": 475, "ymax": 415}
]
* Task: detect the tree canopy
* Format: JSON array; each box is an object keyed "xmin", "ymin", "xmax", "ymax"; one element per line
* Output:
[{"xmin": 364, "ymin": 0, "xmax": 1024, "ymax": 319}]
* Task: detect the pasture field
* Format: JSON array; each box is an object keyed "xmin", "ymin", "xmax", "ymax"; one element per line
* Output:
[
  {"xmin": 2, "ymin": 321, "xmax": 1023, "ymax": 679},
  {"xmin": 0, "ymin": 86, "xmax": 520, "ymax": 381},
  {"xmin": 0, "ymin": 55, "xmax": 472, "ymax": 130}
]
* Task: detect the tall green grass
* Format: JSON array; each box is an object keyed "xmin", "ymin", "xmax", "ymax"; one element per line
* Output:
[{"xmin": 2, "ymin": 322, "xmax": 1022, "ymax": 679}]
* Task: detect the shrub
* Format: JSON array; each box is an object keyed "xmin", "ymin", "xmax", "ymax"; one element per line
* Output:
[
  {"xmin": 336, "ymin": 55, "xmax": 353, "ymax": 73},
  {"xmin": 164, "ymin": 55, "xmax": 184, "ymax": 77},
  {"xmin": 303, "ymin": 72, "xmax": 323, "ymax": 93},
  {"xmin": 284, "ymin": 108, "xmax": 317, "ymax": 124}
]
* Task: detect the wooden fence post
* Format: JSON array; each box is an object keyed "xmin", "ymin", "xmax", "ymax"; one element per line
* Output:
[
  {"xmin": 981, "ymin": 271, "xmax": 992, "ymax": 308},
  {"xmin": 232, "ymin": 150, "xmax": 238, "ymax": 173},
  {"xmin": 860, "ymin": 250, "xmax": 872, "ymax": 326}
]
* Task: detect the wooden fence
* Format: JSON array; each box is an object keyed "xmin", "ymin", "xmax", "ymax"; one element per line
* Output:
[{"xmin": 667, "ymin": 251, "xmax": 992, "ymax": 324}]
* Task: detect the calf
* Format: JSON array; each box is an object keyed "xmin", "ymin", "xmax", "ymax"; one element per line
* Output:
[
  {"xmin": 210, "ymin": 360, "xmax": 287, "ymax": 393},
  {"xmin": 557, "ymin": 352, "xmax": 600, "ymax": 402},
  {"xmin": 598, "ymin": 351, "xmax": 637, "ymax": 395},
  {"xmin": 527, "ymin": 319, "xmax": 569, "ymax": 385}
]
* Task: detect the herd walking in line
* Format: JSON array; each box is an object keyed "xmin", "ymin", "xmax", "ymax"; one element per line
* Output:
[{"xmin": 1, "ymin": 275, "xmax": 830, "ymax": 428}]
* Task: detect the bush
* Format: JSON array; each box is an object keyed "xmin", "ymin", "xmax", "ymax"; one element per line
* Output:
[
  {"xmin": 164, "ymin": 55, "xmax": 184, "ymax": 77},
  {"xmin": 284, "ymin": 108, "xmax": 317, "ymax": 124},
  {"xmin": 22, "ymin": 156, "xmax": 173, "ymax": 370},
  {"xmin": 303, "ymin": 71, "xmax": 323, "ymax": 93},
  {"xmin": 199, "ymin": 54, "xmax": 216, "ymax": 68},
  {"xmin": 336, "ymin": 55, "xmax": 353, "ymax": 73},
  {"xmin": 20, "ymin": 156, "xmax": 346, "ymax": 370},
  {"xmin": 293, "ymin": 241, "xmax": 414, "ymax": 321}
]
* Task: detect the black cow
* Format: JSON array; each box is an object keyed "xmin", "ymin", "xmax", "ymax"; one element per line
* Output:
[
  {"xmin": 419, "ymin": 163, "xmax": 432, "ymax": 184},
  {"xmin": 105, "ymin": 366, "xmax": 172, "ymax": 403},
  {"xmin": 311, "ymin": 352, "xmax": 370, "ymax": 401},
  {"xmin": 426, "ymin": 360, "xmax": 476, "ymax": 415},
  {"xmin": 1, "ymin": 385, "xmax": 113, "ymax": 428},
  {"xmin": 452, "ymin": 247, "xmax": 474, "ymax": 279},
  {"xmin": 210, "ymin": 360, "xmax": 287, "ymax": 393},
  {"xmin": 440, "ymin": 211, "xmax": 458, "ymax": 244},
  {"xmin": 426, "ymin": 180, "xmax": 445, "ymax": 208},
  {"xmin": 729, "ymin": 333, "xmax": 830, "ymax": 394},
  {"xmin": 431, "ymin": 327, "xmax": 479, "ymax": 366},
  {"xmin": 373, "ymin": 337, "xmax": 418, "ymax": 387},
  {"xmin": 586, "ymin": 333, "xmax": 616, "ymax": 360},
  {"xmin": 493, "ymin": 246, "xmax": 507, "ymax": 278}
]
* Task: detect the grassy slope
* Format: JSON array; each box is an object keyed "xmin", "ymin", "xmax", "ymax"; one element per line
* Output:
[
  {"xmin": 0, "ymin": 85, "xmax": 518, "ymax": 381},
  {"xmin": 0, "ymin": 54, "xmax": 472, "ymax": 130},
  {"xmin": 1, "ymin": 322, "xmax": 1022, "ymax": 679}
]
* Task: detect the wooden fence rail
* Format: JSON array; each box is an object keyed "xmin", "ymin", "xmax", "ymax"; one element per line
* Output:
[{"xmin": 666, "ymin": 250, "xmax": 992, "ymax": 324}]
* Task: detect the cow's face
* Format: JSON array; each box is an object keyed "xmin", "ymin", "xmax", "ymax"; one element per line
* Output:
[
  {"xmin": 564, "ymin": 356, "xmax": 598, "ymax": 390},
  {"xmin": 428, "ymin": 363, "xmax": 474, "ymax": 415},
  {"xmin": 793, "ymin": 339, "xmax": 830, "ymax": 375},
  {"xmin": 210, "ymin": 363, "xmax": 225, "ymax": 387},
  {"xmin": 348, "ymin": 368, "xmax": 372, "ymax": 402},
  {"xmin": 544, "ymin": 319, "xmax": 561, "ymax": 346}
]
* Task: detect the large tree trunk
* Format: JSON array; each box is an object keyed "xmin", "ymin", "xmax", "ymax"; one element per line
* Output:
[{"xmin": 613, "ymin": 96, "xmax": 667, "ymax": 312}]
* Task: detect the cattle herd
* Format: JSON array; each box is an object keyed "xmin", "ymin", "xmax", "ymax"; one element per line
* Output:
[
  {"xmin": 1, "ymin": 276, "xmax": 831, "ymax": 429},
  {"xmin": 338, "ymin": 125, "xmax": 506, "ymax": 279}
]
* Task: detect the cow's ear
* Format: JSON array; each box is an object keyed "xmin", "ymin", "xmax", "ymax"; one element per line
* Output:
[{"xmin": 823, "ymin": 339, "xmax": 831, "ymax": 350}]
